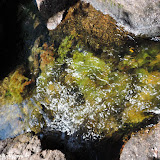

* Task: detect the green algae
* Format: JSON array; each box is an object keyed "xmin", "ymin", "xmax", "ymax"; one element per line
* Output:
[
  {"xmin": 0, "ymin": 66, "xmax": 33, "ymax": 104},
  {"xmin": 0, "ymin": 35, "xmax": 159, "ymax": 140},
  {"xmin": 57, "ymin": 36, "xmax": 75, "ymax": 64},
  {"xmin": 33, "ymin": 35, "xmax": 160, "ymax": 138},
  {"xmin": 119, "ymin": 44, "xmax": 160, "ymax": 71},
  {"xmin": 70, "ymin": 49, "xmax": 110, "ymax": 102}
]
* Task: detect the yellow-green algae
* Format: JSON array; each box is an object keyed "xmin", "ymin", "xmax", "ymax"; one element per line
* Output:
[
  {"xmin": 0, "ymin": 66, "xmax": 33, "ymax": 104},
  {"xmin": 0, "ymin": 65, "xmax": 45, "ymax": 135}
]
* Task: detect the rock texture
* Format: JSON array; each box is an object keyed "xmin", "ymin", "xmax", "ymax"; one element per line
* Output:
[
  {"xmin": 35, "ymin": 0, "xmax": 160, "ymax": 36},
  {"xmin": 82, "ymin": 0, "xmax": 160, "ymax": 37},
  {"xmin": 0, "ymin": 133, "xmax": 66, "ymax": 160},
  {"xmin": 120, "ymin": 122, "xmax": 160, "ymax": 160},
  {"xmin": 35, "ymin": 0, "xmax": 78, "ymax": 30}
]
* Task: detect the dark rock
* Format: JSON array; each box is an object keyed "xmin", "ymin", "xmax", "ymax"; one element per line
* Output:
[
  {"xmin": 0, "ymin": 133, "xmax": 66, "ymax": 160},
  {"xmin": 120, "ymin": 122, "xmax": 160, "ymax": 160},
  {"xmin": 82, "ymin": 0, "xmax": 160, "ymax": 37}
]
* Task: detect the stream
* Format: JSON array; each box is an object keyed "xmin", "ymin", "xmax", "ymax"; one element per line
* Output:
[{"xmin": 0, "ymin": 0, "xmax": 160, "ymax": 159}]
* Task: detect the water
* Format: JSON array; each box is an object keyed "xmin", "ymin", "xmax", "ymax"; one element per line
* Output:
[
  {"xmin": 0, "ymin": 0, "xmax": 160, "ymax": 152},
  {"xmin": 34, "ymin": 37, "xmax": 160, "ymax": 139}
]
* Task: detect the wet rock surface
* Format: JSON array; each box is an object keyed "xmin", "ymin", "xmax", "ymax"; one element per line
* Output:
[
  {"xmin": 82, "ymin": 0, "xmax": 160, "ymax": 37},
  {"xmin": 120, "ymin": 121, "xmax": 160, "ymax": 160},
  {"xmin": 0, "ymin": 133, "xmax": 66, "ymax": 160}
]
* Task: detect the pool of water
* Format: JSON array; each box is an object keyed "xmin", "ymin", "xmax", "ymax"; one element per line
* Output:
[{"xmin": 0, "ymin": 1, "xmax": 160, "ymax": 151}]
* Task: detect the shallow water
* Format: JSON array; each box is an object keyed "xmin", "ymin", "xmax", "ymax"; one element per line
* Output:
[
  {"xmin": 1, "ymin": 37, "xmax": 159, "ymax": 142},
  {"xmin": 34, "ymin": 37, "xmax": 160, "ymax": 138},
  {"xmin": 0, "ymin": 1, "xmax": 160, "ymax": 151}
]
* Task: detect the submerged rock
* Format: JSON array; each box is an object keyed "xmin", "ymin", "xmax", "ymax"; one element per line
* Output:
[
  {"xmin": 82, "ymin": 0, "xmax": 160, "ymax": 37},
  {"xmin": 120, "ymin": 121, "xmax": 160, "ymax": 160},
  {"xmin": 0, "ymin": 133, "xmax": 66, "ymax": 160}
]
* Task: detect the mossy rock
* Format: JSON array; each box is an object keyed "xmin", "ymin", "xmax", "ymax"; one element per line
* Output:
[
  {"xmin": 49, "ymin": 1, "xmax": 131, "ymax": 51},
  {"xmin": 0, "ymin": 66, "xmax": 33, "ymax": 105}
]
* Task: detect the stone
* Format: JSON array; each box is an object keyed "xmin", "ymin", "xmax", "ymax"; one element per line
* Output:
[
  {"xmin": 35, "ymin": 0, "xmax": 160, "ymax": 36},
  {"xmin": 35, "ymin": 0, "xmax": 78, "ymax": 30},
  {"xmin": 82, "ymin": 0, "xmax": 160, "ymax": 37},
  {"xmin": 35, "ymin": 0, "xmax": 65, "ymax": 30},
  {"xmin": 120, "ymin": 122, "xmax": 160, "ymax": 160},
  {"xmin": 47, "ymin": 10, "xmax": 65, "ymax": 30},
  {"xmin": 0, "ymin": 133, "xmax": 66, "ymax": 160}
]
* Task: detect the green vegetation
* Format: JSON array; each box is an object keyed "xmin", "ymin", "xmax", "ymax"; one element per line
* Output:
[
  {"xmin": 0, "ymin": 66, "xmax": 33, "ymax": 104},
  {"xmin": 34, "ymin": 35, "xmax": 160, "ymax": 137}
]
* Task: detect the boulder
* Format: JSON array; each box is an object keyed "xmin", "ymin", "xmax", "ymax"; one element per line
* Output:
[
  {"xmin": 120, "ymin": 122, "xmax": 160, "ymax": 160},
  {"xmin": 82, "ymin": 0, "xmax": 160, "ymax": 37},
  {"xmin": 0, "ymin": 133, "xmax": 66, "ymax": 160},
  {"xmin": 35, "ymin": 0, "xmax": 160, "ymax": 36}
]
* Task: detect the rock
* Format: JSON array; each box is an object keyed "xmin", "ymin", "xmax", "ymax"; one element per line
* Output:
[
  {"xmin": 47, "ymin": 10, "xmax": 65, "ymax": 30},
  {"xmin": 35, "ymin": 0, "xmax": 65, "ymax": 30},
  {"xmin": 0, "ymin": 133, "xmax": 66, "ymax": 160},
  {"xmin": 35, "ymin": 0, "xmax": 160, "ymax": 36},
  {"xmin": 50, "ymin": 1, "xmax": 131, "ymax": 50},
  {"xmin": 120, "ymin": 122, "xmax": 160, "ymax": 160},
  {"xmin": 82, "ymin": 0, "xmax": 160, "ymax": 37},
  {"xmin": 35, "ymin": 0, "xmax": 78, "ymax": 30}
]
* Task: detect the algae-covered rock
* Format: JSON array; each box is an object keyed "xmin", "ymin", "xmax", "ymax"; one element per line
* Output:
[
  {"xmin": 34, "ymin": 35, "xmax": 160, "ymax": 139},
  {"xmin": 49, "ymin": 1, "xmax": 131, "ymax": 51},
  {"xmin": 0, "ymin": 0, "xmax": 159, "ymax": 145},
  {"xmin": 82, "ymin": 0, "xmax": 160, "ymax": 37}
]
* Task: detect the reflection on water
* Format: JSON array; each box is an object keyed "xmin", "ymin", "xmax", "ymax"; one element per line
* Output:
[
  {"xmin": 0, "ymin": 102, "xmax": 30, "ymax": 140},
  {"xmin": 0, "ymin": 104, "xmax": 25, "ymax": 140}
]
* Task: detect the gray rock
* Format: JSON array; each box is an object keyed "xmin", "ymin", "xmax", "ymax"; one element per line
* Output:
[
  {"xmin": 0, "ymin": 133, "xmax": 66, "ymax": 160},
  {"xmin": 120, "ymin": 122, "xmax": 160, "ymax": 160},
  {"xmin": 82, "ymin": 0, "xmax": 160, "ymax": 37}
]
